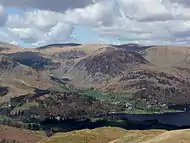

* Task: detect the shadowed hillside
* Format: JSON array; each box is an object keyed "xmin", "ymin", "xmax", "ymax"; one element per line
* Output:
[
  {"xmin": 7, "ymin": 52, "xmax": 60, "ymax": 70},
  {"xmin": 0, "ymin": 86, "xmax": 8, "ymax": 97}
]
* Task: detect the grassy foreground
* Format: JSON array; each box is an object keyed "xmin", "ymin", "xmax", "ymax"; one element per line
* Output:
[
  {"xmin": 39, "ymin": 126, "xmax": 190, "ymax": 143},
  {"xmin": 39, "ymin": 127, "xmax": 165, "ymax": 143},
  {"xmin": 0, "ymin": 125, "xmax": 45, "ymax": 143}
]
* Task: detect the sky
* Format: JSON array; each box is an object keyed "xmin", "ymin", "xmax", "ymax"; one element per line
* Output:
[{"xmin": 0, "ymin": 0, "xmax": 190, "ymax": 47}]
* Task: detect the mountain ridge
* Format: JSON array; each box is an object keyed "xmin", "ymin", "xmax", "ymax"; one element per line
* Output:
[{"xmin": 0, "ymin": 43, "xmax": 190, "ymax": 105}]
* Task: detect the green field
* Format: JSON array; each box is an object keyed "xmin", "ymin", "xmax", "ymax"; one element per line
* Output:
[{"xmin": 49, "ymin": 85, "xmax": 177, "ymax": 114}]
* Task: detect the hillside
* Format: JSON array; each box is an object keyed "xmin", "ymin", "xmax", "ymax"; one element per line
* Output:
[
  {"xmin": 50, "ymin": 47, "xmax": 150, "ymax": 86},
  {"xmin": 104, "ymin": 69, "xmax": 190, "ymax": 105},
  {"xmin": 116, "ymin": 44, "xmax": 190, "ymax": 68},
  {"xmin": 39, "ymin": 127, "xmax": 190, "ymax": 143},
  {"xmin": 0, "ymin": 42, "xmax": 22, "ymax": 53},
  {"xmin": 39, "ymin": 127, "xmax": 128, "ymax": 143},
  {"xmin": 0, "ymin": 55, "xmax": 56, "ymax": 103},
  {"xmin": 0, "ymin": 43, "xmax": 190, "ymax": 106},
  {"xmin": 39, "ymin": 127, "xmax": 165, "ymax": 143},
  {"xmin": 141, "ymin": 129, "xmax": 190, "ymax": 143},
  {"xmin": 143, "ymin": 46, "xmax": 190, "ymax": 68},
  {"xmin": 36, "ymin": 44, "xmax": 110, "ymax": 56},
  {"xmin": 7, "ymin": 52, "xmax": 60, "ymax": 70},
  {"xmin": 6, "ymin": 89, "xmax": 120, "ymax": 121},
  {"xmin": 117, "ymin": 45, "xmax": 190, "ymax": 69},
  {"xmin": 0, "ymin": 125, "xmax": 45, "ymax": 143},
  {"xmin": 75, "ymin": 48, "xmax": 149, "ymax": 76}
]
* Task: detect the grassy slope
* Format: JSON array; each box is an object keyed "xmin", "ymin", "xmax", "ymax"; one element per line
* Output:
[
  {"xmin": 142, "ymin": 129, "xmax": 190, "ymax": 143},
  {"xmin": 39, "ymin": 127, "xmax": 129, "ymax": 143},
  {"xmin": 144, "ymin": 46, "xmax": 190, "ymax": 68},
  {"xmin": 110, "ymin": 130, "xmax": 165, "ymax": 143},
  {"xmin": 39, "ymin": 127, "xmax": 165, "ymax": 143},
  {"xmin": 0, "ymin": 125, "xmax": 45, "ymax": 143},
  {"xmin": 111, "ymin": 129, "xmax": 190, "ymax": 143},
  {"xmin": 39, "ymin": 127, "xmax": 190, "ymax": 143}
]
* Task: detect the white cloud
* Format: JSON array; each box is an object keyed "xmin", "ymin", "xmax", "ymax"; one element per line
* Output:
[
  {"xmin": 63, "ymin": 0, "xmax": 117, "ymax": 26},
  {"xmin": 5, "ymin": 10, "xmax": 73, "ymax": 46},
  {"xmin": 2, "ymin": 0, "xmax": 190, "ymax": 46},
  {"xmin": 118, "ymin": 0, "xmax": 174, "ymax": 22},
  {"xmin": 6, "ymin": 10, "xmax": 64, "ymax": 29},
  {"xmin": 3, "ymin": 0, "xmax": 116, "ymax": 46},
  {"xmin": 92, "ymin": 0, "xmax": 190, "ymax": 45},
  {"xmin": 37, "ymin": 22, "xmax": 74, "ymax": 46},
  {"xmin": 10, "ymin": 40, "xmax": 19, "ymax": 45}
]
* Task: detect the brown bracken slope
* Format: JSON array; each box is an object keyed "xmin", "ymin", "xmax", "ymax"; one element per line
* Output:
[{"xmin": 0, "ymin": 125, "xmax": 45, "ymax": 143}]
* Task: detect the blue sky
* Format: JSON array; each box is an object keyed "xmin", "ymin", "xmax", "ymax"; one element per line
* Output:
[
  {"xmin": 71, "ymin": 25, "xmax": 122, "ymax": 44},
  {"xmin": 72, "ymin": 25, "xmax": 99, "ymax": 44},
  {"xmin": 5, "ymin": 7, "xmax": 26, "ymax": 15}
]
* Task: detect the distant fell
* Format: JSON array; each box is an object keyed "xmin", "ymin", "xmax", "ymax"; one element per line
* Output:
[{"xmin": 37, "ymin": 43, "xmax": 81, "ymax": 50}]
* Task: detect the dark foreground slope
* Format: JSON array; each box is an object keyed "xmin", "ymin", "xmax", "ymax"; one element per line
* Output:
[{"xmin": 0, "ymin": 125, "xmax": 45, "ymax": 143}]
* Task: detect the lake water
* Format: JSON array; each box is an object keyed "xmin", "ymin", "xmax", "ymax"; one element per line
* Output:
[{"xmin": 98, "ymin": 104, "xmax": 190, "ymax": 127}]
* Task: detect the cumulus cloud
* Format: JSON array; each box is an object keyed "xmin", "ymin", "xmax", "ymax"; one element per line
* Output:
[
  {"xmin": 1, "ymin": 0, "xmax": 190, "ymax": 46},
  {"xmin": 37, "ymin": 22, "xmax": 74, "ymax": 46},
  {"xmin": 3, "ymin": 0, "xmax": 116, "ymax": 46},
  {"xmin": 93, "ymin": 0, "xmax": 190, "ymax": 45},
  {"xmin": 5, "ymin": 10, "xmax": 74, "ymax": 46},
  {"xmin": 63, "ymin": 0, "xmax": 117, "ymax": 26},
  {"xmin": 118, "ymin": 0, "xmax": 173, "ymax": 22},
  {"xmin": 6, "ymin": 10, "xmax": 64, "ymax": 29}
]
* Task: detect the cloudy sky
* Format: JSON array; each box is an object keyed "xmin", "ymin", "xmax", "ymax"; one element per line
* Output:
[{"xmin": 0, "ymin": 0, "xmax": 190, "ymax": 47}]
